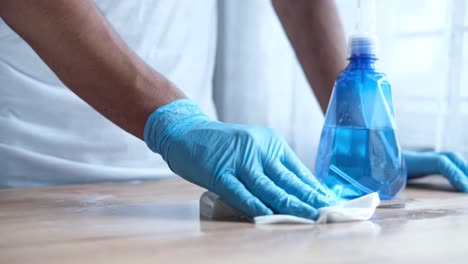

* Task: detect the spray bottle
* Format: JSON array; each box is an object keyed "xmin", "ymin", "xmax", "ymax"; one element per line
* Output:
[{"xmin": 314, "ymin": 0, "xmax": 406, "ymax": 200}]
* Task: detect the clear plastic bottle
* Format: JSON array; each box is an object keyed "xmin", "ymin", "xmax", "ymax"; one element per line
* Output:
[{"xmin": 314, "ymin": 33, "xmax": 406, "ymax": 200}]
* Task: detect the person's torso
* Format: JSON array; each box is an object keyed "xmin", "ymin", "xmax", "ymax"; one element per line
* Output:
[{"xmin": 0, "ymin": 0, "xmax": 218, "ymax": 188}]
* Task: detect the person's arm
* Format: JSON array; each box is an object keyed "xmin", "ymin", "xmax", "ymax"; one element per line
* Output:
[
  {"xmin": 0, "ymin": 0, "xmax": 337, "ymax": 218},
  {"xmin": 0, "ymin": 0, "xmax": 185, "ymax": 138},
  {"xmin": 272, "ymin": 0, "xmax": 347, "ymax": 113}
]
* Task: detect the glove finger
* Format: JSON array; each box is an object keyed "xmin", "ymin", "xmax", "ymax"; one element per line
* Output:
[
  {"xmin": 403, "ymin": 150, "xmax": 439, "ymax": 178},
  {"xmin": 238, "ymin": 170, "xmax": 320, "ymax": 220},
  {"xmin": 439, "ymin": 152, "xmax": 468, "ymax": 175},
  {"xmin": 282, "ymin": 144, "xmax": 334, "ymax": 198},
  {"xmin": 436, "ymin": 156, "xmax": 468, "ymax": 192},
  {"xmin": 264, "ymin": 162, "xmax": 333, "ymax": 208},
  {"xmin": 213, "ymin": 172, "xmax": 273, "ymax": 218}
]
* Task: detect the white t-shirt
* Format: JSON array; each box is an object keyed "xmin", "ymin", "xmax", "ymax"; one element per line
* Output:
[{"xmin": 0, "ymin": 0, "xmax": 218, "ymax": 188}]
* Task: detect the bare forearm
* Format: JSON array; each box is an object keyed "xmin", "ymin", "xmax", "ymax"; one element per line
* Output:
[
  {"xmin": 272, "ymin": 0, "xmax": 347, "ymax": 113},
  {"xmin": 0, "ymin": 0, "xmax": 185, "ymax": 139}
]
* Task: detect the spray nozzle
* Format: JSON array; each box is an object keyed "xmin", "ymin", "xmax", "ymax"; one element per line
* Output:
[
  {"xmin": 356, "ymin": 0, "xmax": 377, "ymax": 34},
  {"xmin": 349, "ymin": 0, "xmax": 378, "ymax": 58}
]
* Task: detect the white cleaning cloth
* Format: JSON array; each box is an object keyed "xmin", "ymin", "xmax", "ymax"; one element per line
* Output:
[{"xmin": 199, "ymin": 191, "xmax": 380, "ymax": 225}]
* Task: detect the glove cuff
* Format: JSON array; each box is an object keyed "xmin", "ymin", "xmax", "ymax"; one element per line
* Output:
[{"xmin": 144, "ymin": 99, "xmax": 208, "ymax": 154}]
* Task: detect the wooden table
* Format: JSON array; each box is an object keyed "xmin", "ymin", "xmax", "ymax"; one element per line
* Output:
[{"xmin": 1, "ymin": 176, "xmax": 468, "ymax": 264}]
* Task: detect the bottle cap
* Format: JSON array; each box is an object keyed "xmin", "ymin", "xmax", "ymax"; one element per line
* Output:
[{"xmin": 348, "ymin": 34, "xmax": 378, "ymax": 58}]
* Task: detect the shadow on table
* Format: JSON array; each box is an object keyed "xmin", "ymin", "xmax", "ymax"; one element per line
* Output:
[{"xmin": 407, "ymin": 176, "xmax": 455, "ymax": 193}]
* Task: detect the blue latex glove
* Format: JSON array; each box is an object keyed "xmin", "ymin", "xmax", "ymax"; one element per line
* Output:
[
  {"xmin": 144, "ymin": 99, "xmax": 335, "ymax": 219},
  {"xmin": 404, "ymin": 150, "xmax": 468, "ymax": 192}
]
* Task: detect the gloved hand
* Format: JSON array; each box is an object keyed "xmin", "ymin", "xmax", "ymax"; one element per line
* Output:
[
  {"xmin": 144, "ymin": 99, "xmax": 335, "ymax": 219},
  {"xmin": 404, "ymin": 150, "xmax": 468, "ymax": 192}
]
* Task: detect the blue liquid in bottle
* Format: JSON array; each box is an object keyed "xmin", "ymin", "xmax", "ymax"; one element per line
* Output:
[{"xmin": 315, "ymin": 36, "xmax": 406, "ymax": 200}]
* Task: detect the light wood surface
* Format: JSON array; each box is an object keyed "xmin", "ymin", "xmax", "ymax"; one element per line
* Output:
[{"xmin": 1, "ymin": 176, "xmax": 468, "ymax": 264}]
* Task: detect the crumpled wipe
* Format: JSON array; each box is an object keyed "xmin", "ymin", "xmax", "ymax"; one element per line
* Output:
[{"xmin": 200, "ymin": 191, "xmax": 380, "ymax": 225}]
